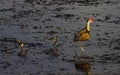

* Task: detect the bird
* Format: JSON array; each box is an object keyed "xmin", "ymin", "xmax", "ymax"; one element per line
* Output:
[
  {"xmin": 74, "ymin": 18, "xmax": 93, "ymax": 55},
  {"xmin": 49, "ymin": 36, "xmax": 57, "ymax": 42},
  {"xmin": 49, "ymin": 36, "xmax": 59, "ymax": 46},
  {"xmin": 49, "ymin": 36, "xmax": 59, "ymax": 54},
  {"xmin": 17, "ymin": 40, "xmax": 24, "ymax": 48},
  {"xmin": 16, "ymin": 40, "xmax": 28, "ymax": 57}
]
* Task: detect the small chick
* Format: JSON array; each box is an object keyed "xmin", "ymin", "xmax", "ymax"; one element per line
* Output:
[
  {"xmin": 18, "ymin": 48, "xmax": 28, "ymax": 57},
  {"xmin": 50, "ymin": 36, "xmax": 57, "ymax": 42},
  {"xmin": 17, "ymin": 40, "xmax": 24, "ymax": 48},
  {"xmin": 50, "ymin": 36, "xmax": 59, "ymax": 46},
  {"xmin": 16, "ymin": 40, "xmax": 27, "ymax": 57}
]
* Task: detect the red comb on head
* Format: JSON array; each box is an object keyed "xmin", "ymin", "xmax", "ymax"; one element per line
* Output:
[{"xmin": 89, "ymin": 18, "xmax": 93, "ymax": 21}]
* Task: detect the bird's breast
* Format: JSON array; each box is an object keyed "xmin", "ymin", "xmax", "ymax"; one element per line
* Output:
[{"xmin": 74, "ymin": 32, "xmax": 90, "ymax": 41}]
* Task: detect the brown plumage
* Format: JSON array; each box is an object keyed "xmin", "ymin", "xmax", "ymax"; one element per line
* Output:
[
  {"xmin": 74, "ymin": 18, "xmax": 93, "ymax": 54},
  {"xmin": 50, "ymin": 36, "xmax": 59, "ymax": 47},
  {"xmin": 74, "ymin": 18, "xmax": 93, "ymax": 42},
  {"xmin": 17, "ymin": 40, "xmax": 24, "ymax": 47},
  {"xmin": 50, "ymin": 36, "xmax": 57, "ymax": 42},
  {"xmin": 74, "ymin": 27, "xmax": 90, "ymax": 41}
]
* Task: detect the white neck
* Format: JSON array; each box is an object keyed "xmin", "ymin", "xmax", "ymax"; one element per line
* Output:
[{"xmin": 86, "ymin": 21, "xmax": 90, "ymax": 31}]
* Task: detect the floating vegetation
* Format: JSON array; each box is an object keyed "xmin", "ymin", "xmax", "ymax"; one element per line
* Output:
[
  {"xmin": 47, "ymin": 31, "xmax": 58, "ymax": 35},
  {"xmin": 33, "ymin": 26, "xmax": 39, "ymax": 29},
  {"xmin": 24, "ymin": 0, "xmax": 114, "ymax": 6},
  {"xmin": 100, "ymin": 53, "xmax": 120, "ymax": 63},
  {"xmin": 54, "ymin": 13, "xmax": 75, "ymax": 20},
  {"xmin": 45, "ymin": 25, "xmax": 53, "ymax": 28}
]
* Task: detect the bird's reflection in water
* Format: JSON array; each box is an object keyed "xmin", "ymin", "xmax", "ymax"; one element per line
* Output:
[
  {"xmin": 49, "ymin": 42, "xmax": 63, "ymax": 58},
  {"xmin": 45, "ymin": 36, "xmax": 63, "ymax": 58},
  {"xmin": 46, "ymin": 48, "xmax": 60, "ymax": 59},
  {"xmin": 18, "ymin": 47, "xmax": 28, "ymax": 57},
  {"xmin": 73, "ymin": 18, "xmax": 93, "ymax": 75},
  {"xmin": 74, "ymin": 54, "xmax": 91, "ymax": 75}
]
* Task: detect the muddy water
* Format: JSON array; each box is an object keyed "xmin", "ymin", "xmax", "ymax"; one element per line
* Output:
[{"xmin": 0, "ymin": 0, "xmax": 120, "ymax": 75}]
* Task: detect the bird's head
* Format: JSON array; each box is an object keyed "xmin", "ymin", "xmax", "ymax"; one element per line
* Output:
[{"xmin": 88, "ymin": 18, "xmax": 93, "ymax": 23}]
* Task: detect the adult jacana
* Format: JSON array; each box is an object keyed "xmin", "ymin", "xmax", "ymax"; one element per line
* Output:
[{"xmin": 74, "ymin": 18, "xmax": 93, "ymax": 55}]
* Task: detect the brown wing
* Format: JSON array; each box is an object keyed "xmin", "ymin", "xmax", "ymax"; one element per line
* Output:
[
  {"xmin": 80, "ymin": 32, "xmax": 90, "ymax": 41},
  {"xmin": 74, "ymin": 28, "xmax": 90, "ymax": 41}
]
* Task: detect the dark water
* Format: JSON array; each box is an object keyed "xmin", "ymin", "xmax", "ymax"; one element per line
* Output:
[{"xmin": 0, "ymin": 0, "xmax": 120, "ymax": 75}]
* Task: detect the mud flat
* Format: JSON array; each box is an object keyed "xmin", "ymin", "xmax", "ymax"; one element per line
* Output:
[{"xmin": 0, "ymin": 0, "xmax": 120, "ymax": 75}]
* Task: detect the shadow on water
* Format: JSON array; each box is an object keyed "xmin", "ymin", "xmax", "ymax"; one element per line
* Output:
[
  {"xmin": 41, "ymin": 36, "xmax": 64, "ymax": 59},
  {"xmin": 75, "ymin": 62, "xmax": 91, "ymax": 75},
  {"xmin": 71, "ymin": 44, "xmax": 92, "ymax": 75}
]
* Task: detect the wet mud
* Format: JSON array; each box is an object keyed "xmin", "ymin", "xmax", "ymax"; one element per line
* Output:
[{"xmin": 0, "ymin": 0, "xmax": 120, "ymax": 75}]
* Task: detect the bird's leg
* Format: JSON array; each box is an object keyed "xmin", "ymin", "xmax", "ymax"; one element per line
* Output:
[
  {"xmin": 73, "ymin": 43, "xmax": 79, "ymax": 59},
  {"xmin": 54, "ymin": 41, "xmax": 63, "ymax": 55},
  {"xmin": 21, "ymin": 46, "xmax": 24, "ymax": 50},
  {"xmin": 80, "ymin": 42, "xmax": 85, "ymax": 56},
  {"xmin": 53, "ymin": 42, "xmax": 58, "ymax": 54},
  {"xmin": 74, "ymin": 48, "xmax": 78, "ymax": 57},
  {"xmin": 79, "ymin": 42, "xmax": 89, "ymax": 62},
  {"xmin": 18, "ymin": 46, "xmax": 27, "ymax": 57},
  {"xmin": 55, "ymin": 40, "xmax": 59, "ymax": 46},
  {"xmin": 53, "ymin": 43, "xmax": 56, "ymax": 53}
]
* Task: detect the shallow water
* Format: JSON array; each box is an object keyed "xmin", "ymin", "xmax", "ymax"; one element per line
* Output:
[{"xmin": 0, "ymin": 0, "xmax": 120, "ymax": 75}]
